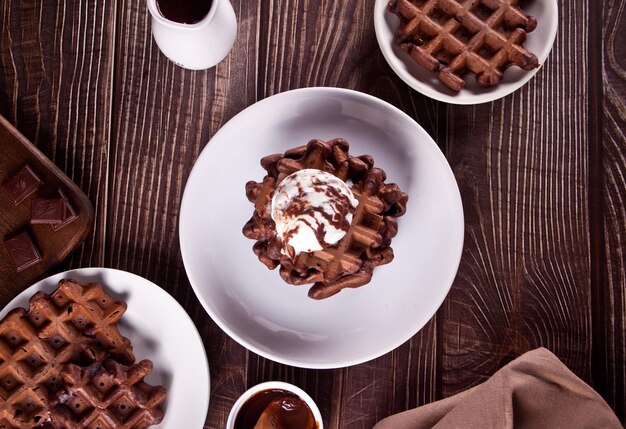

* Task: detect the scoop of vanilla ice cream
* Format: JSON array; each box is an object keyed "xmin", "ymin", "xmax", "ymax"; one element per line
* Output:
[{"xmin": 271, "ymin": 169, "xmax": 359, "ymax": 257}]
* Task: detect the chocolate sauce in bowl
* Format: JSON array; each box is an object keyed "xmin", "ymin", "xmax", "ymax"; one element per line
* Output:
[
  {"xmin": 156, "ymin": 0, "xmax": 213, "ymax": 24},
  {"xmin": 234, "ymin": 388, "xmax": 317, "ymax": 429}
]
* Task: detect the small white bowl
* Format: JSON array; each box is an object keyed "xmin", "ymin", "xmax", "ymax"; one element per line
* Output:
[
  {"xmin": 226, "ymin": 381, "xmax": 324, "ymax": 429},
  {"xmin": 374, "ymin": 0, "xmax": 558, "ymax": 104}
]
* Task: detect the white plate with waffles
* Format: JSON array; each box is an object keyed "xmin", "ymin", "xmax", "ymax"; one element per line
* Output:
[
  {"xmin": 0, "ymin": 267, "xmax": 210, "ymax": 429},
  {"xmin": 180, "ymin": 87, "xmax": 464, "ymax": 368},
  {"xmin": 374, "ymin": 0, "xmax": 558, "ymax": 104}
]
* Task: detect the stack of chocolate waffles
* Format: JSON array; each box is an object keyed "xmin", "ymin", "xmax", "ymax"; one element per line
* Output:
[
  {"xmin": 243, "ymin": 138, "xmax": 409, "ymax": 299},
  {"xmin": 0, "ymin": 279, "xmax": 166, "ymax": 429},
  {"xmin": 388, "ymin": 0, "xmax": 539, "ymax": 91}
]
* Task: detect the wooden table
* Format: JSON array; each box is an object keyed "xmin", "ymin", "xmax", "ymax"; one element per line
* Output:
[{"xmin": 1, "ymin": 0, "xmax": 624, "ymax": 426}]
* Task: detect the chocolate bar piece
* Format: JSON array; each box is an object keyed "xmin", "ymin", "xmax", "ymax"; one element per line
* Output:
[
  {"xmin": 1, "ymin": 164, "xmax": 43, "ymax": 205},
  {"xmin": 52, "ymin": 189, "xmax": 78, "ymax": 231},
  {"xmin": 31, "ymin": 197, "xmax": 67, "ymax": 224},
  {"xmin": 4, "ymin": 231, "xmax": 42, "ymax": 272}
]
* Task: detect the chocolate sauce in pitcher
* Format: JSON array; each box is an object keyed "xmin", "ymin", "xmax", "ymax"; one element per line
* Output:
[{"xmin": 156, "ymin": 0, "xmax": 213, "ymax": 24}]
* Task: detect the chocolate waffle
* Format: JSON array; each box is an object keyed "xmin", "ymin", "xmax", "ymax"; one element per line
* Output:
[
  {"xmin": 0, "ymin": 280, "xmax": 134, "ymax": 428},
  {"xmin": 243, "ymin": 138, "xmax": 408, "ymax": 299},
  {"xmin": 388, "ymin": 0, "xmax": 539, "ymax": 91},
  {"xmin": 48, "ymin": 359, "xmax": 166, "ymax": 429}
]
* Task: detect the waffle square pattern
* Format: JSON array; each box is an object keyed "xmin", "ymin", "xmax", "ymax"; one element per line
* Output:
[
  {"xmin": 388, "ymin": 0, "xmax": 539, "ymax": 91},
  {"xmin": 243, "ymin": 138, "xmax": 408, "ymax": 300},
  {"xmin": 0, "ymin": 279, "xmax": 165, "ymax": 429}
]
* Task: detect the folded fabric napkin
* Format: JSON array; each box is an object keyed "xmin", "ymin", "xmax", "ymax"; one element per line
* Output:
[{"xmin": 373, "ymin": 348, "xmax": 622, "ymax": 429}]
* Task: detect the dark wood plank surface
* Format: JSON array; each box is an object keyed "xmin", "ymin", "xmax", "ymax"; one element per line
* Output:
[
  {"xmin": 443, "ymin": 0, "xmax": 593, "ymax": 396},
  {"xmin": 1, "ymin": 0, "xmax": 625, "ymax": 428},
  {"xmin": 598, "ymin": 0, "xmax": 626, "ymax": 418},
  {"xmin": 0, "ymin": 0, "xmax": 115, "ymax": 268}
]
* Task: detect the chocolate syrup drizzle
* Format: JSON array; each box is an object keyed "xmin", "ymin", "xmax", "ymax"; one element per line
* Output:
[{"xmin": 280, "ymin": 176, "xmax": 357, "ymax": 255}]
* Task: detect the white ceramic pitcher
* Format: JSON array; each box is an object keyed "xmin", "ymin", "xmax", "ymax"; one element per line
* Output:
[{"xmin": 147, "ymin": 0, "xmax": 237, "ymax": 70}]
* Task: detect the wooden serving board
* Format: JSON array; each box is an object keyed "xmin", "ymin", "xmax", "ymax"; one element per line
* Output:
[{"xmin": 0, "ymin": 115, "xmax": 93, "ymax": 307}]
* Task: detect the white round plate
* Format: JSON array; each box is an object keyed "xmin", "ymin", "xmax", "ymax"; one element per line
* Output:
[
  {"xmin": 374, "ymin": 0, "xmax": 558, "ymax": 104},
  {"xmin": 0, "ymin": 268, "xmax": 210, "ymax": 429},
  {"xmin": 180, "ymin": 87, "xmax": 464, "ymax": 368}
]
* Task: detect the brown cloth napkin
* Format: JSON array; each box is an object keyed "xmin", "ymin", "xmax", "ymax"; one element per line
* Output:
[{"xmin": 373, "ymin": 348, "xmax": 622, "ymax": 429}]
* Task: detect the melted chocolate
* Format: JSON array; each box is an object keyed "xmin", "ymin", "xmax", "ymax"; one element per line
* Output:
[
  {"xmin": 280, "ymin": 183, "xmax": 357, "ymax": 250},
  {"xmin": 156, "ymin": 0, "xmax": 213, "ymax": 24},
  {"xmin": 234, "ymin": 388, "xmax": 317, "ymax": 429}
]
